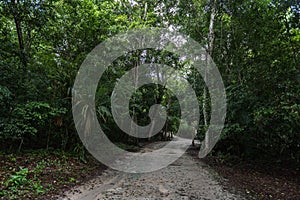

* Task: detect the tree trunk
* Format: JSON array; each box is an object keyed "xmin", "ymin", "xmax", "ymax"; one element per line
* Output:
[
  {"xmin": 201, "ymin": 0, "xmax": 217, "ymax": 151},
  {"xmin": 131, "ymin": 58, "xmax": 138, "ymax": 144},
  {"xmin": 12, "ymin": 0, "xmax": 27, "ymax": 68}
]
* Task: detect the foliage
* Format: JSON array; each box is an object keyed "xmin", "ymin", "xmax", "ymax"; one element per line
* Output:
[
  {"xmin": 0, "ymin": 0, "xmax": 299, "ymax": 166},
  {"xmin": 0, "ymin": 101, "xmax": 67, "ymax": 151}
]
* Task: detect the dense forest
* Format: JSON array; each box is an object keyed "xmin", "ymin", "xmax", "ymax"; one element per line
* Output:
[
  {"xmin": 1, "ymin": 0, "xmax": 300, "ymax": 199},
  {"xmin": 0, "ymin": 0, "xmax": 299, "ymax": 185}
]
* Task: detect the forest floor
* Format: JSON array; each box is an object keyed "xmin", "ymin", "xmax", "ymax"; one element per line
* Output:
[
  {"xmin": 0, "ymin": 150, "xmax": 107, "ymax": 200},
  {"xmin": 188, "ymin": 148, "xmax": 300, "ymax": 200},
  {"xmin": 0, "ymin": 139, "xmax": 299, "ymax": 199}
]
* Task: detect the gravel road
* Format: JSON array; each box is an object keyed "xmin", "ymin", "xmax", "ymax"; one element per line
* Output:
[{"xmin": 59, "ymin": 139, "xmax": 244, "ymax": 200}]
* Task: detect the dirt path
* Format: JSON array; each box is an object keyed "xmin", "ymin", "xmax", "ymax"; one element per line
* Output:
[{"xmin": 59, "ymin": 139, "xmax": 244, "ymax": 200}]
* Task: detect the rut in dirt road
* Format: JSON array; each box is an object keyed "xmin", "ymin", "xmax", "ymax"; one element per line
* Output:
[{"xmin": 59, "ymin": 139, "xmax": 244, "ymax": 200}]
